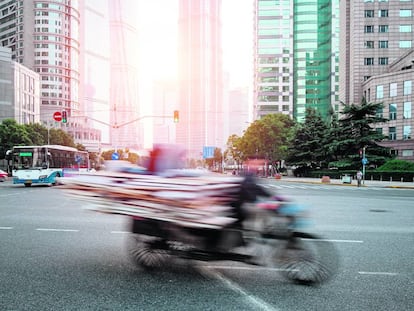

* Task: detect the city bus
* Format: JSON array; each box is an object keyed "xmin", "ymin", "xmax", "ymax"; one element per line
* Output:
[{"xmin": 11, "ymin": 145, "xmax": 89, "ymax": 187}]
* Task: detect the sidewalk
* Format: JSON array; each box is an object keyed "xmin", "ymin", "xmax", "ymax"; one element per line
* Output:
[{"xmin": 275, "ymin": 176, "xmax": 414, "ymax": 189}]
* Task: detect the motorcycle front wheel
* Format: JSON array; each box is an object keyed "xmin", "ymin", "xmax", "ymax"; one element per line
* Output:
[
  {"xmin": 127, "ymin": 234, "xmax": 170, "ymax": 270},
  {"xmin": 275, "ymin": 232, "xmax": 339, "ymax": 285}
]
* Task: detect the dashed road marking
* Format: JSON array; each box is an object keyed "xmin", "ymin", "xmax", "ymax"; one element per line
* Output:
[
  {"xmin": 358, "ymin": 271, "xmax": 398, "ymax": 276},
  {"xmin": 36, "ymin": 228, "xmax": 79, "ymax": 232},
  {"xmin": 0, "ymin": 226, "xmax": 13, "ymax": 230},
  {"xmin": 310, "ymin": 239, "xmax": 364, "ymax": 243}
]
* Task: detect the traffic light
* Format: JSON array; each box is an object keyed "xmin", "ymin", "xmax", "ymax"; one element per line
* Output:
[
  {"xmin": 173, "ymin": 110, "xmax": 179, "ymax": 123},
  {"xmin": 62, "ymin": 110, "xmax": 67, "ymax": 123}
]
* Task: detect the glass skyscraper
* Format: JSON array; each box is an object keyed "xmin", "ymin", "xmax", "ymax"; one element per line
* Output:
[
  {"xmin": 254, "ymin": 0, "xmax": 339, "ymax": 122},
  {"xmin": 177, "ymin": 0, "xmax": 224, "ymax": 159}
]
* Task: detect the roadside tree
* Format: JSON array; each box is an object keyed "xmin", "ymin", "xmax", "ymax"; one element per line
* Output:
[
  {"xmin": 329, "ymin": 98, "xmax": 392, "ymax": 169},
  {"xmin": 0, "ymin": 119, "xmax": 32, "ymax": 159},
  {"xmin": 287, "ymin": 108, "xmax": 330, "ymax": 168},
  {"xmin": 238, "ymin": 114, "xmax": 295, "ymax": 173}
]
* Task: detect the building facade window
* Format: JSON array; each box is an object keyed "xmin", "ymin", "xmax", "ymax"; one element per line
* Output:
[
  {"xmin": 399, "ymin": 40, "xmax": 412, "ymax": 48},
  {"xmin": 389, "ymin": 103, "xmax": 397, "ymax": 120},
  {"xmin": 365, "ymin": 10, "xmax": 374, "ymax": 17},
  {"xmin": 378, "ymin": 57, "xmax": 388, "ymax": 65},
  {"xmin": 379, "ymin": 40, "xmax": 388, "ymax": 48},
  {"xmin": 365, "ymin": 25, "xmax": 374, "ymax": 33},
  {"xmin": 379, "ymin": 10, "xmax": 388, "ymax": 17},
  {"xmin": 390, "ymin": 83, "xmax": 398, "ymax": 97},
  {"xmin": 376, "ymin": 107, "xmax": 383, "ymax": 118},
  {"xmin": 365, "ymin": 41, "xmax": 374, "ymax": 48},
  {"xmin": 378, "ymin": 25, "xmax": 389, "ymax": 32},
  {"xmin": 404, "ymin": 80, "xmax": 412, "ymax": 95},
  {"xmin": 404, "ymin": 101, "xmax": 412, "ymax": 119},
  {"xmin": 400, "ymin": 9, "xmax": 412, "ymax": 17},
  {"xmin": 376, "ymin": 85, "xmax": 384, "ymax": 99},
  {"xmin": 400, "ymin": 25, "xmax": 412, "ymax": 32},
  {"xmin": 364, "ymin": 58, "xmax": 374, "ymax": 65},
  {"xmin": 402, "ymin": 150, "xmax": 413, "ymax": 157},
  {"xmin": 403, "ymin": 125, "xmax": 411, "ymax": 139},
  {"xmin": 389, "ymin": 127, "xmax": 396, "ymax": 140}
]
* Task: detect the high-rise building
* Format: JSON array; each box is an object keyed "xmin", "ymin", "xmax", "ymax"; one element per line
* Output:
[
  {"xmin": 108, "ymin": 0, "xmax": 140, "ymax": 150},
  {"xmin": 341, "ymin": 1, "xmax": 414, "ymax": 162},
  {"xmin": 253, "ymin": 0, "xmax": 339, "ymax": 122},
  {"xmin": 339, "ymin": 0, "xmax": 414, "ymax": 106},
  {"xmin": 177, "ymin": 0, "xmax": 224, "ymax": 159},
  {"xmin": 78, "ymin": 0, "xmax": 111, "ymax": 151},
  {"xmin": 0, "ymin": 0, "xmax": 83, "ymax": 136}
]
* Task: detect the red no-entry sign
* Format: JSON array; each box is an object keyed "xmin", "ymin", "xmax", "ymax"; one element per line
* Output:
[{"xmin": 53, "ymin": 111, "xmax": 62, "ymax": 122}]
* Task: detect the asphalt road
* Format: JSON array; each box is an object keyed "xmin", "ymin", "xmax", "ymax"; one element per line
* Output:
[{"xmin": 0, "ymin": 180, "xmax": 413, "ymax": 311}]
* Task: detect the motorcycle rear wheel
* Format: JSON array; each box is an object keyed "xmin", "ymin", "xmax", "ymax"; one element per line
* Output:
[
  {"xmin": 127, "ymin": 234, "xmax": 170, "ymax": 270},
  {"xmin": 276, "ymin": 232, "xmax": 339, "ymax": 285}
]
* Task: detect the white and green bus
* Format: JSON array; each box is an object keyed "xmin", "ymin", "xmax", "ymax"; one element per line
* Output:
[{"xmin": 11, "ymin": 145, "xmax": 89, "ymax": 187}]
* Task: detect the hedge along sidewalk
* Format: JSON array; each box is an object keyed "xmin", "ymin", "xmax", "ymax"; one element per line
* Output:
[{"xmin": 277, "ymin": 176, "xmax": 414, "ymax": 189}]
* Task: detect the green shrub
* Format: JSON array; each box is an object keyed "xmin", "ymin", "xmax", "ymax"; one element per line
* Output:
[{"xmin": 376, "ymin": 159, "xmax": 414, "ymax": 171}]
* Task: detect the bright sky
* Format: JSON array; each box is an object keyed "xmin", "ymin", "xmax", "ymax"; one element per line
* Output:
[{"xmin": 136, "ymin": 0, "xmax": 253, "ymax": 87}]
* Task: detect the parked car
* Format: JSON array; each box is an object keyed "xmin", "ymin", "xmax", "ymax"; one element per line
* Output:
[{"xmin": 0, "ymin": 169, "xmax": 8, "ymax": 182}]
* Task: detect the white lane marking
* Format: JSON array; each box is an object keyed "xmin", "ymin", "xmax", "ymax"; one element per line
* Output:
[
  {"xmin": 206, "ymin": 265, "xmax": 399, "ymax": 279},
  {"xmin": 110, "ymin": 231, "xmax": 129, "ymax": 234},
  {"xmin": 307, "ymin": 239, "xmax": 364, "ymax": 243},
  {"xmin": 358, "ymin": 271, "xmax": 398, "ymax": 276},
  {"xmin": 199, "ymin": 267, "xmax": 279, "ymax": 311},
  {"xmin": 0, "ymin": 226, "xmax": 14, "ymax": 230},
  {"xmin": 36, "ymin": 228, "xmax": 79, "ymax": 232}
]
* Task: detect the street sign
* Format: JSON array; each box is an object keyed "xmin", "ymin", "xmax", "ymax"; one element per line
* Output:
[
  {"xmin": 53, "ymin": 111, "xmax": 62, "ymax": 122},
  {"xmin": 362, "ymin": 157, "xmax": 368, "ymax": 165},
  {"xmin": 203, "ymin": 146, "xmax": 215, "ymax": 159},
  {"xmin": 111, "ymin": 152, "xmax": 119, "ymax": 160}
]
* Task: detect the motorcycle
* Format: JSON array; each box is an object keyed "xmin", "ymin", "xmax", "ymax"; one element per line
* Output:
[{"xmin": 127, "ymin": 175, "xmax": 339, "ymax": 285}]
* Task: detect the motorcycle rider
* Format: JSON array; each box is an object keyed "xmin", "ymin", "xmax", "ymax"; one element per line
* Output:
[{"xmin": 231, "ymin": 158, "xmax": 272, "ymax": 226}]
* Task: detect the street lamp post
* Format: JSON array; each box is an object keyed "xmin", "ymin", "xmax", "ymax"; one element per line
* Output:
[{"xmin": 362, "ymin": 147, "xmax": 366, "ymax": 185}]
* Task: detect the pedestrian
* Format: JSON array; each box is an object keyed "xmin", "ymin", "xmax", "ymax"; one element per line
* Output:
[{"xmin": 356, "ymin": 170, "xmax": 363, "ymax": 187}]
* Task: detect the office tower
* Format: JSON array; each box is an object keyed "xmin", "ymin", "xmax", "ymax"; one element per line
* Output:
[
  {"xmin": 0, "ymin": 1, "xmax": 34, "ymax": 65},
  {"xmin": 108, "ymin": 0, "xmax": 140, "ymax": 151},
  {"xmin": 339, "ymin": 0, "xmax": 414, "ymax": 106},
  {"xmin": 177, "ymin": 0, "xmax": 224, "ymax": 159},
  {"xmin": 253, "ymin": 0, "xmax": 339, "ymax": 122},
  {"xmin": 78, "ymin": 0, "xmax": 111, "ymax": 151},
  {"xmin": 0, "ymin": 0, "xmax": 83, "ymax": 132},
  {"xmin": 340, "ymin": 0, "xmax": 414, "ymax": 162},
  {"xmin": 24, "ymin": 1, "xmax": 79, "ymax": 123}
]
